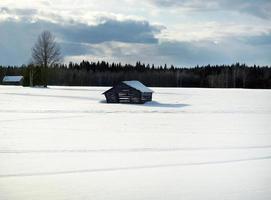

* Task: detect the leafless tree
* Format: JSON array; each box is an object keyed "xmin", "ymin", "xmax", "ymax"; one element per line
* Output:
[{"xmin": 32, "ymin": 31, "xmax": 62, "ymax": 87}]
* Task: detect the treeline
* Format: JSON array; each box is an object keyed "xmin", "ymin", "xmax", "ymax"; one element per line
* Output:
[{"xmin": 0, "ymin": 61, "xmax": 271, "ymax": 88}]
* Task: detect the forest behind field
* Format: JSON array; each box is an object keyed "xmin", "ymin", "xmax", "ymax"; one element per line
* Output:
[{"xmin": 1, "ymin": 61, "xmax": 270, "ymax": 89}]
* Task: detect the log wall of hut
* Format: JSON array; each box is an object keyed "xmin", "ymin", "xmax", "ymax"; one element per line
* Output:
[
  {"xmin": 104, "ymin": 89, "xmax": 118, "ymax": 103},
  {"xmin": 2, "ymin": 81, "xmax": 23, "ymax": 85},
  {"xmin": 104, "ymin": 83, "xmax": 152, "ymax": 104}
]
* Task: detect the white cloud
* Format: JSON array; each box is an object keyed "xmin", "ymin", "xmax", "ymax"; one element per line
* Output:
[
  {"xmin": 148, "ymin": 0, "xmax": 271, "ymax": 19},
  {"xmin": 64, "ymin": 39, "xmax": 271, "ymax": 67},
  {"xmin": 159, "ymin": 22, "xmax": 271, "ymax": 42},
  {"xmin": 0, "ymin": 0, "xmax": 271, "ymax": 66}
]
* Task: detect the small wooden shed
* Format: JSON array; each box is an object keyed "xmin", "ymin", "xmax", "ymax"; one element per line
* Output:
[
  {"xmin": 2, "ymin": 76, "xmax": 24, "ymax": 85},
  {"xmin": 103, "ymin": 80, "xmax": 153, "ymax": 104}
]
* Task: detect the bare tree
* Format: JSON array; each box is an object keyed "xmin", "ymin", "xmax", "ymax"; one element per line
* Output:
[{"xmin": 32, "ymin": 31, "xmax": 62, "ymax": 87}]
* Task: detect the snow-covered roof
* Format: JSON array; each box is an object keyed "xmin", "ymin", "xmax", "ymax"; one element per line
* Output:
[
  {"xmin": 3, "ymin": 76, "xmax": 23, "ymax": 82},
  {"xmin": 123, "ymin": 80, "xmax": 153, "ymax": 93}
]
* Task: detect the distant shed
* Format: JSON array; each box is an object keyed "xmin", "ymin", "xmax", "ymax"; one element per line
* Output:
[
  {"xmin": 2, "ymin": 76, "xmax": 24, "ymax": 85},
  {"xmin": 103, "ymin": 80, "xmax": 153, "ymax": 104}
]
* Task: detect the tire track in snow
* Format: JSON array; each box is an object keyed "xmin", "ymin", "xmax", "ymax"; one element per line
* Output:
[
  {"xmin": 0, "ymin": 115, "xmax": 86, "ymax": 123},
  {"xmin": 1, "ymin": 145, "xmax": 271, "ymax": 154},
  {"xmin": 0, "ymin": 110, "xmax": 268, "ymax": 115},
  {"xmin": 3, "ymin": 92, "xmax": 101, "ymax": 101},
  {"xmin": 1, "ymin": 155, "xmax": 271, "ymax": 178}
]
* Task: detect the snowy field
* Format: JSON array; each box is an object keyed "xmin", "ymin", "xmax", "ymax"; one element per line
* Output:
[{"xmin": 0, "ymin": 85, "xmax": 271, "ymax": 200}]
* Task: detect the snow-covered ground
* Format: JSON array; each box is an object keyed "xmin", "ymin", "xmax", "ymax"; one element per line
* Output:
[{"xmin": 0, "ymin": 85, "xmax": 271, "ymax": 200}]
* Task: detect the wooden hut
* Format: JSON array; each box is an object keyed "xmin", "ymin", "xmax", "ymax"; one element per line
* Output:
[
  {"xmin": 2, "ymin": 76, "xmax": 24, "ymax": 85},
  {"xmin": 103, "ymin": 80, "xmax": 153, "ymax": 104}
]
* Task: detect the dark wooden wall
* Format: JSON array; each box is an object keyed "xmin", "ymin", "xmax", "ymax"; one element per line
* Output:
[
  {"xmin": 104, "ymin": 83, "xmax": 152, "ymax": 104},
  {"xmin": 141, "ymin": 92, "xmax": 152, "ymax": 103},
  {"xmin": 2, "ymin": 81, "xmax": 23, "ymax": 85}
]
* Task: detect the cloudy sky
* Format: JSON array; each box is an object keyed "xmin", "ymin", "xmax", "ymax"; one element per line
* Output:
[{"xmin": 0, "ymin": 0, "xmax": 271, "ymax": 67}]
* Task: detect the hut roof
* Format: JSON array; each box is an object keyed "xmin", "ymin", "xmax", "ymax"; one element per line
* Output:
[
  {"xmin": 122, "ymin": 80, "xmax": 153, "ymax": 93},
  {"xmin": 3, "ymin": 76, "xmax": 23, "ymax": 82}
]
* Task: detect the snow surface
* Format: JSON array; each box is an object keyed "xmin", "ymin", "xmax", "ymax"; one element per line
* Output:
[
  {"xmin": 0, "ymin": 85, "xmax": 271, "ymax": 200},
  {"xmin": 123, "ymin": 80, "xmax": 153, "ymax": 93}
]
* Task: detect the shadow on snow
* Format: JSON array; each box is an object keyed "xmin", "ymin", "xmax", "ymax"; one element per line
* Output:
[{"xmin": 100, "ymin": 100, "xmax": 189, "ymax": 108}]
